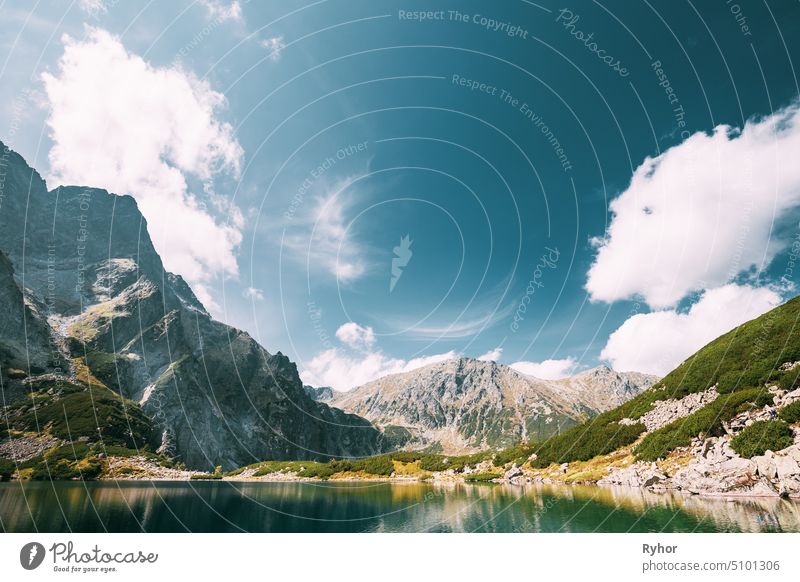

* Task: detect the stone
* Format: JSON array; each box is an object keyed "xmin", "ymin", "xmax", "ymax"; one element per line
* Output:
[
  {"xmin": 720, "ymin": 458, "xmax": 754, "ymax": 473},
  {"xmin": 753, "ymin": 455, "xmax": 777, "ymax": 479},
  {"xmin": 774, "ymin": 455, "xmax": 800, "ymax": 479},
  {"xmin": 749, "ymin": 478, "xmax": 780, "ymax": 498},
  {"xmin": 504, "ymin": 465, "xmax": 523, "ymax": 480}
]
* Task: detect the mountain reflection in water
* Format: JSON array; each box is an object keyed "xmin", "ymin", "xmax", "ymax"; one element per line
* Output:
[{"xmin": 1, "ymin": 481, "xmax": 798, "ymax": 533}]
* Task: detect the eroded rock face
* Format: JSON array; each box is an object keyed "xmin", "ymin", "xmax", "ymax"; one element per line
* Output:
[
  {"xmin": 0, "ymin": 251, "xmax": 63, "ymax": 374},
  {"xmin": 619, "ymin": 387, "xmax": 719, "ymax": 432},
  {"xmin": 0, "ymin": 140, "xmax": 387, "ymax": 470}
]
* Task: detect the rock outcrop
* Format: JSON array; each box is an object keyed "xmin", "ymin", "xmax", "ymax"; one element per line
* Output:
[{"xmin": 0, "ymin": 140, "xmax": 387, "ymax": 470}]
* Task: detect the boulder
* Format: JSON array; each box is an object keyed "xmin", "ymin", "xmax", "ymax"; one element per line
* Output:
[
  {"xmin": 719, "ymin": 458, "xmax": 754, "ymax": 473},
  {"xmin": 504, "ymin": 465, "xmax": 523, "ymax": 480},
  {"xmin": 774, "ymin": 455, "xmax": 800, "ymax": 479},
  {"xmin": 753, "ymin": 455, "xmax": 777, "ymax": 479},
  {"xmin": 786, "ymin": 446, "xmax": 800, "ymax": 464}
]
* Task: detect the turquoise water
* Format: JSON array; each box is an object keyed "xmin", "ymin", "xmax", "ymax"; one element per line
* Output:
[{"xmin": 1, "ymin": 481, "xmax": 798, "ymax": 532}]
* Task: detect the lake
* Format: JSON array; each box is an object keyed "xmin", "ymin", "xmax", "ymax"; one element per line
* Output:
[{"xmin": 1, "ymin": 481, "xmax": 799, "ymax": 533}]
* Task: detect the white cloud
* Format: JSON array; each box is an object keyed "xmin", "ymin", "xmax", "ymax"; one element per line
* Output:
[
  {"xmin": 300, "ymin": 348, "xmax": 459, "ymax": 392},
  {"xmin": 282, "ymin": 179, "xmax": 367, "ymax": 282},
  {"xmin": 335, "ymin": 322, "xmax": 376, "ymax": 351},
  {"xmin": 42, "ymin": 28, "xmax": 244, "ymax": 310},
  {"xmin": 601, "ymin": 284, "xmax": 781, "ymax": 375},
  {"xmin": 510, "ymin": 358, "xmax": 577, "ymax": 380},
  {"xmin": 260, "ymin": 36, "xmax": 285, "ymax": 61},
  {"xmin": 478, "ymin": 347, "xmax": 503, "ymax": 362},
  {"xmin": 586, "ymin": 102, "xmax": 800, "ymax": 309},
  {"xmin": 79, "ymin": 0, "xmax": 107, "ymax": 16},
  {"xmin": 243, "ymin": 286, "xmax": 264, "ymax": 301},
  {"xmin": 199, "ymin": 0, "xmax": 242, "ymax": 23},
  {"xmin": 400, "ymin": 300, "xmax": 516, "ymax": 340}
]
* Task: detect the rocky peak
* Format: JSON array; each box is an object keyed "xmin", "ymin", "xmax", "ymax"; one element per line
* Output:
[{"xmin": 332, "ymin": 357, "xmax": 658, "ymax": 454}]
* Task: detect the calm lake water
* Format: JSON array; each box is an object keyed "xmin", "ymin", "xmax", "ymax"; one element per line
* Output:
[{"xmin": 1, "ymin": 481, "xmax": 799, "ymax": 533}]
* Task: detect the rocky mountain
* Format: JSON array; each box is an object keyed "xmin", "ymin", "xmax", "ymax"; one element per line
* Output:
[
  {"xmin": 330, "ymin": 358, "xmax": 658, "ymax": 453},
  {"xmin": 0, "ymin": 140, "xmax": 387, "ymax": 470},
  {"xmin": 303, "ymin": 385, "xmax": 334, "ymax": 403}
]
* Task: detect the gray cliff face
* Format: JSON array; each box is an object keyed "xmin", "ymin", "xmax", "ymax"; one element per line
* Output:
[
  {"xmin": 0, "ymin": 140, "xmax": 386, "ymax": 470},
  {"xmin": 0, "ymin": 251, "xmax": 63, "ymax": 375},
  {"xmin": 303, "ymin": 385, "xmax": 334, "ymax": 402},
  {"xmin": 332, "ymin": 358, "xmax": 659, "ymax": 454}
]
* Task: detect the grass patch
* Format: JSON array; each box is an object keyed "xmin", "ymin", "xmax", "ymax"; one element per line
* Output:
[
  {"xmin": 8, "ymin": 380, "xmax": 152, "ymax": 448},
  {"xmin": 529, "ymin": 417, "xmax": 645, "ymax": 468},
  {"xmin": 730, "ymin": 420, "xmax": 794, "ymax": 458}
]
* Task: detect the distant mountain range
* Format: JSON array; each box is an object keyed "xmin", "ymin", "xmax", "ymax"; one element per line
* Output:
[{"xmin": 326, "ymin": 358, "xmax": 658, "ymax": 453}]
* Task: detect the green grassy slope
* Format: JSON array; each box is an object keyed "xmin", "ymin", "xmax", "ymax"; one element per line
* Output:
[{"xmin": 527, "ymin": 295, "xmax": 800, "ymax": 466}]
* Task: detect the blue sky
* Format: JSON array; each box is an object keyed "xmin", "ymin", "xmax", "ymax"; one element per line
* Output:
[{"xmin": 2, "ymin": 0, "xmax": 800, "ymax": 390}]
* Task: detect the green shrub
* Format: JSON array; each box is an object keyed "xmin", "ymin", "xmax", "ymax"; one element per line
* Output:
[
  {"xmin": 753, "ymin": 391, "xmax": 775, "ymax": 408},
  {"xmin": 494, "ymin": 443, "xmax": 538, "ymax": 466},
  {"xmin": 26, "ymin": 444, "xmax": 102, "ymax": 480},
  {"xmin": 0, "ymin": 457, "xmax": 14, "ymax": 480},
  {"xmin": 779, "ymin": 400, "xmax": 800, "ymax": 424},
  {"xmin": 190, "ymin": 473, "xmax": 222, "ymax": 480},
  {"xmin": 730, "ymin": 420, "xmax": 794, "ymax": 458},
  {"xmin": 530, "ymin": 420, "xmax": 645, "ymax": 468},
  {"xmin": 297, "ymin": 465, "xmax": 336, "ymax": 479},
  {"xmin": 418, "ymin": 456, "xmax": 448, "ymax": 472},
  {"xmin": 464, "ymin": 472, "xmax": 498, "ymax": 482},
  {"xmin": 362, "ymin": 455, "xmax": 394, "ymax": 476}
]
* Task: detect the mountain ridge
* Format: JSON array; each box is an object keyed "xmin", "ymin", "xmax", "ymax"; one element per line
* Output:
[{"xmin": 331, "ymin": 357, "xmax": 658, "ymax": 454}]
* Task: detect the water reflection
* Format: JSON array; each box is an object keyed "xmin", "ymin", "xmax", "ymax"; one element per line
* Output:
[{"xmin": 1, "ymin": 481, "xmax": 798, "ymax": 533}]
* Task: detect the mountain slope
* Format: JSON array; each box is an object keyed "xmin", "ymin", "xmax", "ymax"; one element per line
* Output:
[
  {"xmin": 0, "ymin": 140, "xmax": 387, "ymax": 470},
  {"xmin": 512, "ymin": 296, "xmax": 800, "ymax": 497},
  {"xmin": 331, "ymin": 358, "xmax": 658, "ymax": 453}
]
